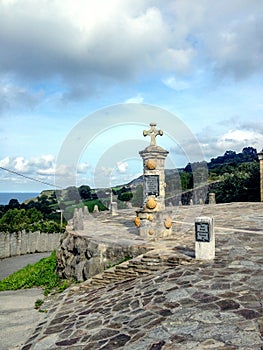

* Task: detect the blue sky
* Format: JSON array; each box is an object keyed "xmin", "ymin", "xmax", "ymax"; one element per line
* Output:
[{"xmin": 0, "ymin": 0, "xmax": 262, "ymax": 192}]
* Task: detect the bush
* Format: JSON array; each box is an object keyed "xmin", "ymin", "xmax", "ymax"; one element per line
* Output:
[{"xmin": 0, "ymin": 251, "xmax": 69, "ymax": 295}]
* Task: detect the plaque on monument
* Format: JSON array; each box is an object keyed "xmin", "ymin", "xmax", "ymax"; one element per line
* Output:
[
  {"xmin": 145, "ymin": 175, "xmax": 159, "ymax": 196},
  {"xmin": 195, "ymin": 222, "xmax": 210, "ymax": 242}
]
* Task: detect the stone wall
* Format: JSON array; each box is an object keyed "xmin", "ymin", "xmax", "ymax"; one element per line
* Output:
[
  {"xmin": 56, "ymin": 232, "xmax": 149, "ymax": 282},
  {"xmin": 0, "ymin": 231, "xmax": 62, "ymax": 258}
]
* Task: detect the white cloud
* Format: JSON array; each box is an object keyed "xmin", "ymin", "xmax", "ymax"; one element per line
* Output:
[
  {"xmin": 217, "ymin": 130, "xmax": 262, "ymax": 150},
  {"xmin": 0, "ymin": 154, "xmax": 94, "ymax": 191},
  {"xmin": 0, "ymin": 0, "xmax": 262, "ymax": 106},
  {"xmin": 0, "ymin": 156, "xmax": 10, "ymax": 167},
  {"xmin": 36, "ymin": 168, "xmax": 55, "ymax": 175},
  {"xmin": 14, "ymin": 157, "xmax": 29, "ymax": 172},
  {"xmin": 162, "ymin": 76, "xmax": 189, "ymax": 91},
  {"xmin": 200, "ymin": 128, "xmax": 263, "ymax": 160},
  {"xmin": 117, "ymin": 161, "xmax": 128, "ymax": 173},
  {"xmin": 0, "ymin": 77, "xmax": 42, "ymax": 112},
  {"xmin": 125, "ymin": 94, "xmax": 144, "ymax": 103},
  {"xmin": 0, "ymin": 0, "xmax": 194, "ymax": 102},
  {"xmin": 77, "ymin": 162, "xmax": 90, "ymax": 174}
]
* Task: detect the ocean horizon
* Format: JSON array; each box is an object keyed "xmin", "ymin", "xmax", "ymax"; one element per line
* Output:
[{"xmin": 0, "ymin": 192, "xmax": 40, "ymax": 205}]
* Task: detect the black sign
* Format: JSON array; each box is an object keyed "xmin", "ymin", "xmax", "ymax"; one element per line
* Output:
[
  {"xmin": 195, "ymin": 222, "xmax": 210, "ymax": 242},
  {"xmin": 145, "ymin": 175, "xmax": 159, "ymax": 196}
]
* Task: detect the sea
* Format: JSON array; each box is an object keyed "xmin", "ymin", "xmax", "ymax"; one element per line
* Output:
[{"xmin": 0, "ymin": 192, "xmax": 40, "ymax": 205}]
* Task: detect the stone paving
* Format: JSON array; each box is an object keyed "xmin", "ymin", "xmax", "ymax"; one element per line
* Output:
[{"xmin": 21, "ymin": 203, "xmax": 263, "ymax": 350}]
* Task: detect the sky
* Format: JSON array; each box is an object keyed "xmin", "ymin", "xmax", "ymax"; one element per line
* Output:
[{"xmin": 0, "ymin": 0, "xmax": 262, "ymax": 192}]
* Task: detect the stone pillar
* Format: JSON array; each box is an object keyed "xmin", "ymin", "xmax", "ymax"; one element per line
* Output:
[
  {"xmin": 73, "ymin": 208, "xmax": 84, "ymax": 231},
  {"xmin": 93, "ymin": 205, "xmax": 99, "ymax": 213},
  {"xmin": 135, "ymin": 123, "xmax": 173, "ymax": 240},
  {"xmin": 195, "ymin": 216, "xmax": 215, "ymax": 260},
  {"xmin": 110, "ymin": 202, "xmax": 118, "ymax": 216},
  {"xmin": 209, "ymin": 192, "xmax": 216, "ymax": 204},
  {"xmin": 258, "ymin": 149, "xmax": 263, "ymax": 202}
]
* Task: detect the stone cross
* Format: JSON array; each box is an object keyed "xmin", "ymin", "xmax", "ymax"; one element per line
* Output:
[{"xmin": 143, "ymin": 123, "xmax": 163, "ymax": 146}]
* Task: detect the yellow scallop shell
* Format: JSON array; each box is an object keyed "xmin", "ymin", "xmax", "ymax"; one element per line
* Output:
[
  {"xmin": 134, "ymin": 217, "xmax": 141, "ymax": 227},
  {"xmin": 146, "ymin": 159, "xmax": 157, "ymax": 170},
  {"xmin": 146, "ymin": 197, "xmax": 157, "ymax": 209},
  {"xmin": 164, "ymin": 217, "xmax": 173, "ymax": 229},
  {"xmin": 148, "ymin": 214, "xmax": 154, "ymax": 221},
  {"xmin": 149, "ymin": 229, "xmax": 155, "ymax": 235}
]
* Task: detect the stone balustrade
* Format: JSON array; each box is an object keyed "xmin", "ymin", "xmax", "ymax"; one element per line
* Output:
[{"xmin": 0, "ymin": 231, "xmax": 62, "ymax": 258}]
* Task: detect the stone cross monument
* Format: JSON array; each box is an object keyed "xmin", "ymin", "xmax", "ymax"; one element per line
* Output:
[
  {"xmin": 143, "ymin": 122, "xmax": 163, "ymax": 146},
  {"xmin": 134, "ymin": 123, "xmax": 173, "ymax": 240}
]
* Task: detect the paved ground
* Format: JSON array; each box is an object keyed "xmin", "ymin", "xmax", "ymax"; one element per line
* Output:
[
  {"xmin": 5, "ymin": 203, "xmax": 263, "ymax": 349},
  {"xmin": 0, "ymin": 253, "xmax": 51, "ymax": 350},
  {"xmin": 0, "ymin": 288, "xmax": 46, "ymax": 350},
  {"xmin": 0, "ymin": 252, "xmax": 51, "ymax": 280}
]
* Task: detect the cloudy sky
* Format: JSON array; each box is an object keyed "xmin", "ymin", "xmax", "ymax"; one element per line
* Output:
[{"xmin": 0, "ymin": 0, "xmax": 262, "ymax": 192}]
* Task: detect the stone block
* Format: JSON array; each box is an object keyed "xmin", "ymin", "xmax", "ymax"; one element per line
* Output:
[{"xmin": 195, "ymin": 216, "xmax": 215, "ymax": 260}]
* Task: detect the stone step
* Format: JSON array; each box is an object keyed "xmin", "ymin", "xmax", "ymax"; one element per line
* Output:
[
  {"xmin": 102, "ymin": 272, "xmax": 123, "ymax": 281},
  {"xmin": 90, "ymin": 279, "xmax": 109, "ymax": 286},
  {"xmin": 131, "ymin": 260, "xmax": 162, "ymax": 268},
  {"xmin": 132, "ymin": 268, "xmax": 152, "ymax": 275},
  {"xmin": 114, "ymin": 270, "xmax": 138, "ymax": 278},
  {"xmin": 80, "ymin": 251, "xmax": 194, "ymax": 291},
  {"xmin": 141, "ymin": 254, "xmax": 161, "ymax": 261},
  {"xmin": 114, "ymin": 265, "xmax": 138, "ymax": 272},
  {"xmin": 127, "ymin": 260, "xmax": 144, "ymax": 267}
]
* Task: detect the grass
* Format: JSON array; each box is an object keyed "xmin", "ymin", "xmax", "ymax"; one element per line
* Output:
[{"xmin": 0, "ymin": 251, "xmax": 70, "ymax": 296}]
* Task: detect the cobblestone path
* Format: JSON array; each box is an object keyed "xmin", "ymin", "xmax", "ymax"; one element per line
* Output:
[{"xmin": 21, "ymin": 203, "xmax": 263, "ymax": 350}]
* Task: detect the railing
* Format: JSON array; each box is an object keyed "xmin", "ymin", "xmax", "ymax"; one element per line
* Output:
[{"xmin": 0, "ymin": 231, "xmax": 62, "ymax": 258}]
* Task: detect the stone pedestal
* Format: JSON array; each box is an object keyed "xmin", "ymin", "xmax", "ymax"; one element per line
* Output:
[
  {"xmin": 135, "ymin": 209, "xmax": 173, "ymax": 240},
  {"xmin": 209, "ymin": 192, "xmax": 216, "ymax": 204},
  {"xmin": 110, "ymin": 202, "xmax": 118, "ymax": 216},
  {"xmin": 195, "ymin": 216, "xmax": 215, "ymax": 260},
  {"xmin": 135, "ymin": 123, "xmax": 173, "ymax": 240}
]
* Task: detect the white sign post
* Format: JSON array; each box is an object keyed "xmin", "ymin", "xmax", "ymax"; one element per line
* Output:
[{"xmin": 195, "ymin": 216, "xmax": 215, "ymax": 260}]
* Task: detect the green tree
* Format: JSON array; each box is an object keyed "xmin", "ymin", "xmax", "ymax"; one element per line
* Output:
[
  {"xmin": 180, "ymin": 171, "xmax": 193, "ymax": 190},
  {"xmin": 27, "ymin": 208, "xmax": 43, "ymax": 222},
  {"xmin": 7, "ymin": 198, "xmax": 20, "ymax": 209},
  {"xmin": 0, "ymin": 208, "xmax": 29, "ymax": 232},
  {"xmin": 213, "ymin": 161, "xmax": 260, "ymax": 203},
  {"xmin": 78, "ymin": 185, "xmax": 91, "ymax": 200},
  {"xmin": 118, "ymin": 192, "xmax": 133, "ymax": 202}
]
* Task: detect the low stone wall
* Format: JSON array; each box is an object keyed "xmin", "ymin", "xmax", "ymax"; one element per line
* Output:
[
  {"xmin": 56, "ymin": 232, "xmax": 149, "ymax": 282},
  {"xmin": 0, "ymin": 231, "xmax": 62, "ymax": 258}
]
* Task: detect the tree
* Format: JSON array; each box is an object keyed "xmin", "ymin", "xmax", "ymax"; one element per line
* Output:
[
  {"xmin": 78, "ymin": 185, "xmax": 91, "ymax": 200},
  {"xmin": 26, "ymin": 208, "xmax": 43, "ymax": 222},
  {"xmin": 8, "ymin": 198, "xmax": 20, "ymax": 209},
  {"xmin": 213, "ymin": 161, "xmax": 260, "ymax": 203},
  {"xmin": 0, "ymin": 208, "xmax": 29, "ymax": 232},
  {"xmin": 118, "ymin": 192, "xmax": 133, "ymax": 202},
  {"xmin": 224, "ymin": 150, "xmax": 236, "ymax": 158},
  {"xmin": 180, "ymin": 171, "xmax": 193, "ymax": 190},
  {"xmin": 242, "ymin": 147, "xmax": 257, "ymax": 156}
]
